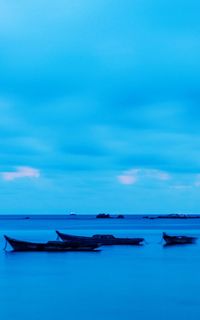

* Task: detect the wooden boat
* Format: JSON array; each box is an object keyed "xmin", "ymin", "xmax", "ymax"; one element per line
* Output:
[
  {"xmin": 4, "ymin": 235, "xmax": 100, "ymax": 252},
  {"xmin": 162, "ymin": 232, "xmax": 197, "ymax": 245},
  {"xmin": 56, "ymin": 231, "xmax": 144, "ymax": 245}
]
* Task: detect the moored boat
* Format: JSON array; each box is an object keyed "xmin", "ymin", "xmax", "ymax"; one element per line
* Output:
[
  {"xmin": 56, "ymin": 231, "xmax": 144, "ymax": 245},
  {"xmin": 162, "ymin": 232, "xmax": 197, "ymax": 245},
  {"xmin": 4, "ymin": 235, "xmax": 100, "ymax": 252}
]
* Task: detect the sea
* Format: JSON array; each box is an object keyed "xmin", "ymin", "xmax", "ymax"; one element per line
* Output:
[{"xmin": 1, "ymin": 214, "xmax": 200, "ymax": 320}]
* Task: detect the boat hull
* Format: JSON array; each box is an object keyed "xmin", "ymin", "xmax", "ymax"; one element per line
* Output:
[
  {"xmin": 4, "ymin": 236, "xmax": 100, "ymax": 252},
  {"xmin": 56, "ymin": 231, "xmax": 144, "ymax": 245},
  {"xmin": 163, "ymin": 233, "xmax": 197, "ymax": 245}
]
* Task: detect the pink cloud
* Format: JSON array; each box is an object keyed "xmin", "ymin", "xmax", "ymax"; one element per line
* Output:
[
  {"xmin": 117, "ymin": 169, "xmax": 139, "ymax": 185},
  {"xmin": 118, "ymin": 174, "xmax": 138, "ymax": 185},
  {"xmin": 117, "ymin": 168, "xmax": 170, "ymax": 185},
  {"xmin": 2, "ymin": 166, "xmax": 40, "ymax": 181}
]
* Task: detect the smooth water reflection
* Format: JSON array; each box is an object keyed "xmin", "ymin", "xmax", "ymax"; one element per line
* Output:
[{"xmin": 0, "ymin": 220, "xmax": 200, "ymax": 320}]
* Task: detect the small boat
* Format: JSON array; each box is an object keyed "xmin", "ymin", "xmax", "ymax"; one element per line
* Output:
[
  {"xmin": 162, "ymin": 232, "xmax": 197, "ymax": 245},
  {"xmin": 96, "ymin": 213, "xmax": 111, "ymax": 219},
  {"xmin": 4, "ymin": 235, "xmax": 100, "ymax": 252},
  {"xmin": 56, "ymin": 231, "xmax": 144, "ymax": 245},
  {"xmin": 116, "ymin": 214, "xmax": 125, "ymax": 219}
]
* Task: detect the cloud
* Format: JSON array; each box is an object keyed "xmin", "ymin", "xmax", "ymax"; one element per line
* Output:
[
  {"xmin": 2, "ymin": 166, "xmax": 40, "ymax": 181},
  {"xmin": 117, "ymin": 168, "xmax": 171, "ymax": 185},
  {"xmin": 117, "ymin": 169, "xmax": 140, "ymax": 185},
  {"xmin": 0, "ymin": 0, "xmax": 200, "ymax": 213}
]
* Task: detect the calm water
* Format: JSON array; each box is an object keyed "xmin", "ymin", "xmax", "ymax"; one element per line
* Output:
[{"xmin": 1, "ymin": 215, "xmax": 200, "ymax": 320}]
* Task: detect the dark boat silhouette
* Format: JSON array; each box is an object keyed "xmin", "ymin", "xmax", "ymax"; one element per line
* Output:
[
  {"xmin": 162, "ymin": 232, "xmax": 197, "ymax": 245},
  {"xmin": 56, "ymin": 231, "xmax": 144, "ymax": 245},
  {"xmin": 96, "ymin": 213, "xmax": 111, "ymax": 219},
  {"xmin": 4, "ymin": 235, "xmax": 100, "ymax": 252},
  {"xmin": 116, "ymin": 214, "xmax": 125, "ymax": 219}
]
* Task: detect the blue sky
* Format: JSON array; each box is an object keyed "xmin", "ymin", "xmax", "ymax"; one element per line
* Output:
[{"xmin": 0, "ymin": 0, "xmax": 200, "ymax": 214}]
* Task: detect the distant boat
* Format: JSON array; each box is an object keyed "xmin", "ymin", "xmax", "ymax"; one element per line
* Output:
[
  {"xmin": 4, "ymin": 235, "xmax": 100, "ymax": 252},
  {"xmin": 56, "ymin": 231, "xmax": 144, "ymax": 245},
  {"xmin": 162, "ymin": 232, "xmax": 197, "ymax": 245},
  {"xmin": 69, "ymin": 212, "xmax": 77, "ymax": 216},
  {"xmin": 116, "ymin": 214, "xmax": 125, "ymax": 219},
  {"xmin": 96, "ymin": 213, "xmax": 111, "ymax": 219}
]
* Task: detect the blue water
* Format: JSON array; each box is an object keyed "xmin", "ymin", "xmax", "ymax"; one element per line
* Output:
[{"xmin": 1, "ymin": 216, "xmax": 200, "ymax": 320}]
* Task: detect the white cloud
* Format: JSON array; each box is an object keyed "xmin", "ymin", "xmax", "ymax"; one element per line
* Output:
[
  {"xmin": 117, "ymin": 168, "xmax": 171, "ymax": 185},
  {"xmin": 117, "ymin": 169, "xmax": 139, "ymax": 185},
  {"xmin": 2, "ymin": 166, "xmax": 40, "ymax": 181}
]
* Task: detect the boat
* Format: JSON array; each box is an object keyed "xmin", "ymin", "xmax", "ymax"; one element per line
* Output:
[
  {"xmin": 162, "ymin": 232, "xmax": 197, "ymax": 245},
  {"xmin": 96, "ymin": 213, "xmax": 111, "ymax": 219},
  {"xmin": 4, "ymin": 235, "xmax": 100, "ymax": 252},
  {"xmin": 116, "ymin": 214, "xmax": 125, "ymax": 219},
  {"xmin": 56, "ymin": 231, "xmax": 144, "ymax": 245}
]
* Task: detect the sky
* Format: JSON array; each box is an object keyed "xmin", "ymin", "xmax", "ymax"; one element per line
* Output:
[{"xmin": 0, "ymin": 0, "xmax": 200, "ymax": 214}]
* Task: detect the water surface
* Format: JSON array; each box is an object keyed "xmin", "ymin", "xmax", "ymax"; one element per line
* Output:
[{"xmin": 1, "ymin": 215, "xmax": 200, "ymax": 320}]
